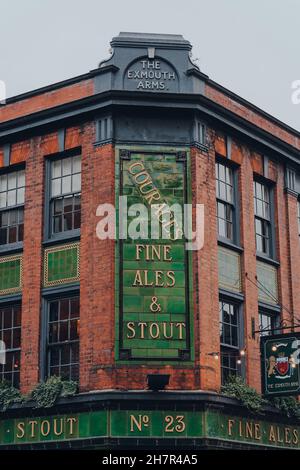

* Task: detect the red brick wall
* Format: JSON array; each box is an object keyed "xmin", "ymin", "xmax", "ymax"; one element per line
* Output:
[
  {"xmin": 0, "ymin": 80, "xmax": 94, "ymax": 123},
  {"xmin": 0, "ymin": 75, "xmax": 299, "ymax": 395},
  {"xmin": 191, "ymin": 142, "xmax": 220, "ymax": 391},
  {"xmin": 20, "ymin": 136, "xmax": 45, "ymax": 393},
  {"xmin": 11, "ymin": 125, "xmax": 300, "ymax": 396},
  {"xmin": 206, "ymin": 84, "xmax": 300, "ymax": 150},
  {"xmin": 237, "ymin": 145, "xmax": 261, "ymax": 391}
]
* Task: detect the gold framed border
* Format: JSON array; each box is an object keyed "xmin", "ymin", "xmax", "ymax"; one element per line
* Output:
[
  {"xmin": 43, "ymin": 242, "xmax": 80, "ymax": 288},
  {"xmin": 0, "ymin": 254, "xmax": 23, "ymax": 296}
]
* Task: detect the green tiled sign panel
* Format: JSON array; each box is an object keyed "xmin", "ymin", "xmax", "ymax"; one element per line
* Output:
[
  {"xmin": 117, "ymin": 149, "xmax": 192, "ymax": 361},
  {"xmin": 44, "ymin": 242, "xmax": 80, "ymax": 287},
  {"xmin": 110, "ymin": 410, "xmax": 202, "ymax": 437},
  {"xmin": 1, "ymin": 408, "xmax": 300, "ymax": 448},
  {"xmin": 261, "ymin": 333, "xmax": 300, "ymax": 396},
  {"xmin": 0, "ymin": 411, "xmax": 107, "ymax": 445},
  {"xmin": 257, "ymin": 261, "xmax": 278, "ymax": 304},
  {"xmin": 0, "ymin": 254, "xmax": 22, "ymax": 295},
  {"xmin": 218, "ymin": 246, "xmax": 241, "ymax": 293}
]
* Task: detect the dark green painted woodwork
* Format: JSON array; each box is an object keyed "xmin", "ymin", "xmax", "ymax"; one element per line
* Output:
[
  {"xmin": 118, "ymin": 150, "xmax": 191, "ymax": 361},
  {"xmin": 44, "ymin": 243, "xmax": 80, "ymax": 287},
  {"xmin": 0, "ymin": 255, "xmax": 22, "ymax": 295},
  {"xmin": 1, "ymin": 408, "xmax": 300, "ymax": 448},
  {"xmin": 261, "ymin": 333, "xmax": 300, "ymax": 396}
]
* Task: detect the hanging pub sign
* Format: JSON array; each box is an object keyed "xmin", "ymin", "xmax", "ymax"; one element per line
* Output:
[
  {"xmin": 261, "ymin": 333, "xmax": 300, "ymax": 396},
  {"xmin": 117, "ymin": 149, "xmax": 192, "ymax": 361}
]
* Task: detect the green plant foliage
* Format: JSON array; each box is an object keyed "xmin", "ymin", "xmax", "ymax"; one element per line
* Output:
[
  {"xmin": 269, "ymin": 396, "xmax": 300, "ymax": 418},
  {"xmin": 0, "ymin": 381, "xmax": 24, "ymax": 411},
  {"xmin": 61, "ymin": 379, "xmax": 78, "ymax": 397},
  {"xmin": 30, "ymin": 376, "xmax": 77, "ymax": 409},
  {"xmin": 221, "ymin": 375, "xmax": 267, "ymax": 413}
]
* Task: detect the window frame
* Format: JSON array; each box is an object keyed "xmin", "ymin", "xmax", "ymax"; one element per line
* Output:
[
  {"xmin": 258, "ymin": 305, "xmax": 280, "ymax": 337},
  {"xmin": 253, "ymin": 177, "xmax": 276, "ymax": 260},
  {"xmin": 44, "ymin": 149, "xmax": 81, "ymax": 244},
  {"xmin": 0, "ymin": 164, "xmax": 25, "ymax": 254},
  {"xmin": 41, "ymin": 287, "xmax": 80, "ymax": 382},
  {"xmin": 219, "ymin": 295, "xmax": 244, "ymax": 385},
  {"xmin": 215, "ymin": 158, "xmax": 240, "ymax": 246},
  {"xmin": 0, "ymin": 297, "xmax": 22, "ymax": 388}
]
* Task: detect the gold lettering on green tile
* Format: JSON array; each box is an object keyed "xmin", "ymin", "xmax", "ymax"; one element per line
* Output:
[{"xmin": 119, "ymin": 151, "xmax": 190, "ymax": 360}]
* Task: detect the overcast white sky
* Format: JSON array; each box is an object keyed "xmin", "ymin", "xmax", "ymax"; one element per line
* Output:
[{"xmin": 0, "ymin": 0, "xmax": 299, "ymax": 130}]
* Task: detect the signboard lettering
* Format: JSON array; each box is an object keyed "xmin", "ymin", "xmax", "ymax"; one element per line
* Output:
[
  {"xmin": 118, "ymin": 151, "xmax": 190, "ymax": 360},
  {"xmin": 125, "ymin": 59, "xmax": 178, "ymax": 92}
]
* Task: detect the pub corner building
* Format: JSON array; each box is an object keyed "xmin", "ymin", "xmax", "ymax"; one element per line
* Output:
[{"xmin": 1, "ymin": 32, "xmax": 300, "ymax": 451}]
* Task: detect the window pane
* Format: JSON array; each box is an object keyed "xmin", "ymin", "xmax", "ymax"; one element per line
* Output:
[
  {"xmin": 220, "ymin": 301, "xmax": 240, "ymax": 348},
  {"xmin": 52, "ymin": 160, "xmax": 61, "ymax": 179},
  {"xmin": 219, "ymin": 181, "xmax": 226, "ymax": 200},
  {"xmin": 0, "ymin": 304, "xmax": 21, "ymax": 387},
  {"xmin": 49, "ymin": 301, "xmax": 59, "ymax": 322},
  {"xmin": 49, "ymin": 323, "xmax": 58, "ymax": 343},
  {"xmin": 217, "ymin": 201, "xmax": 225, "ymax": 219},
  {"xmin": 12, "ymin": 328, "xmax": 21, "ymax": 349},
  {"xmin": 0, "ymin": 211, "xmax": 8, "ymax": 226},
  {"xmin": 72, "ymin": 155, "xmax": 81, "ymax": 173},
  {"xmin": 70, "ymin": 320, "xmax": 78, "ymax": 340},
  {"xmin": 218, "ymin": 218, "xmax": 226, "ymax": 237},
  {"xmin": 256, "ymin": 234, "xmax": 263, "ymax": 253},
  {"xmin": 62, "ymin": 157, "xmax": 72, "ymax": 176},
  {"xmin": 54, "ymin": 198, "xmax": 63, "ymax": 215},
  {"xmin": 74, "ymin": 195, "xmax": 81, "ymax": 211},
  {"xmin": 0, "ymin": 175, "xmax": 7, "ymax": 192},
  {"xmin": 50, "ymin": 156, "xmax": 82, "ymax": 236},
  {"xmin": 7, "ymin": 190, "xmax": 16, "ymax": 207},
  {"xmin": 255, "ymin": 218, "xmax": 262, "ymax": 235},
  {"xmin": 17, "ymin": 170, "xmax": 25, "ymax": 188},
  {"xmin": 8, "ymin": 226, "xmax": 17, "ymax": 244},
  {"xmin": 17, "ymin": 187, "xmax": 25, "ymax": 205},
  {"xmin": 51, "ymin": 179, "xmax": 61, "ymax": 197},
  {"xmin": 70, "ymin": 297, "xmax": 79, "ymax": 317},
  {"xmin": 0, "ymin": 192, "xmax": 7, "ymax": 208},
  {"xmin": 62, "ymin": 176, "xmax": 71, "ymax": 194},
  {"xmin": 59, "ymin": 322, "xmax": 69, "ymax": 342},
  {"xmin": 63, "ymin": 196, "xmax": 73, "ymax": 213},
  {"xmin": 0, "ymin": 228, "xmax": 7, "ymax": 245},
  {"xmin": 14, "ymin": 306, "xmax": 21, "ymax": 327},
  {"xmin": 49, "ymin": 348, "xmax": 59, "ymax": 366},
  {"xmin": 219, "ymin": 164, "xmax": 225, "ymax": 182},
  {"xmin": 63, "ymin": 212, "xmax": 73, "ymax": 231},
  {"xmin": 18, "ymin": 223, "xmax": 24, "ymax": 242},
  {"xmin": 7, "ymin": 173, "xmax": 16, "ymax": 190},
  {"xmin": 47, "ymin": 297, "xmax": 79, "ymax": 381},
  {"xmin": 72, "ymin": 173, "xmax": 81, "ymax": 193},
  {"xmin": 53, "ymin": 216, "xmax": 62, "ymax": 233},
  {"xmin": 73, "ymin": 211, "xmax": 81, "ymax": 230},
  {"xmin": 60, "ymin": 299, "xmax": 70, "ymax": 321}
]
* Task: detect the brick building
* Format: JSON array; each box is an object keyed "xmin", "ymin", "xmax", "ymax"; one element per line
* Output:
[{"xmin": 0, "ymin": 32, "xmax": 300, "ymax": 449}]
